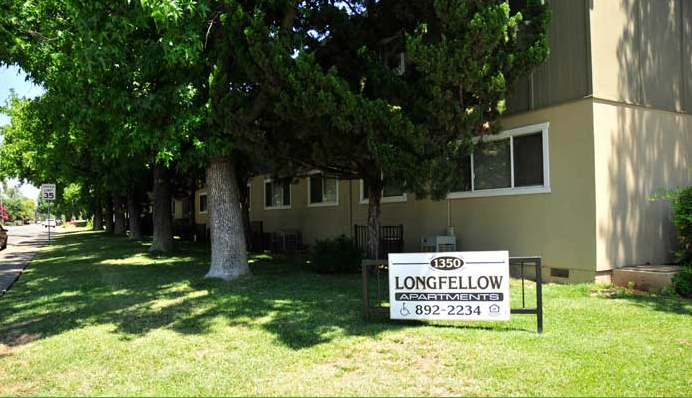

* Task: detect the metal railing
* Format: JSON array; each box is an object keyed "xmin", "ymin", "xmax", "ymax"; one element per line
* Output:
[{"xmin": 354, "ymin": 224, "xmax": 404, "ymax": 259}]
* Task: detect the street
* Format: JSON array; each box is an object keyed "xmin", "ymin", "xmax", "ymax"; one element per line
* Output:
[{"xmin": 0, "ymin": 224, "xmax": 50, "ymax": 296}]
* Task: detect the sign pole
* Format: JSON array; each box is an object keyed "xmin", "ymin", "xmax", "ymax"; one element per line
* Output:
[
  {"xmin": 40, "ymin": 183, "xmax": 57, "ymax": 243},
  {"xmin": 48, "ymin": 200, "xmax": 51, "ymax": 243}
]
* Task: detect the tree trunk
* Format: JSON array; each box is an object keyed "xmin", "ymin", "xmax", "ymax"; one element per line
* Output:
[
  {"xmin": 366, "ymin": 177, "xmax": 383, "ymax": 260},
  {"xmin": 150, "ymin": 162, "xmax": 174, "ymax": 252},
  {"xmin": 205, "ymin": 157, "xmax": 250, "ymax": 280},
  {"xmin": 104, "ymin": 194, "xmax": 114, "ymax": 234},
  {"xmin": 92, "ymin": 196, "xmax": 103, "ymax": 231},
  {"xmin": 127, "ymin": 192, "xmax": 143, "ymax": 241},
  {"xmin": 113, "ymin": 194, "xmax": 127, "ymax": 235}
]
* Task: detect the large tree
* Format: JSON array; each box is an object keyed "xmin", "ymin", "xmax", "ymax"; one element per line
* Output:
[
  {"xmin": 1, "ymin": 0, "xmax": 267, "ymax": 278},
  {"xmin": 1, "ymin": 0, "xmax": 200, "ymax": 247},
  {"xmin": 138, "ymin": 0, "xmax": 313, "ymax": 279},
  {"xmin": 253, "ymin": 0, "xmax": 550, "ymax": 259},
  {"xmin": 0, "ymin": 184, "xmax": 34, "ymax": 222},
  {"xmin": 1, "ymin": 0, "xmax": 551, "ymax": 278}
]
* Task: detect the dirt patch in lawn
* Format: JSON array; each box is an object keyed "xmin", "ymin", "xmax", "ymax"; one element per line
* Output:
[{"xmin": 0, "ymin": 332, "xmax": 40, "ymax": 355}]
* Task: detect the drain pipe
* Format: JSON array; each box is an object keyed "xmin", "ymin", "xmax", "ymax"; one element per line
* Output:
[
  {"xmin": 446, "ymin": 199, "xmax": 454, "ymax": 237},
  {"xmin": 349, "ymin": 180, "xmax": 354, "ymax": 238}
]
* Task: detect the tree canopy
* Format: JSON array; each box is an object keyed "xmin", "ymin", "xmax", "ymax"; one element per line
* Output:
[{"xmin": 0, "ymin": 0, "xmax": 550, "ymax": 274}]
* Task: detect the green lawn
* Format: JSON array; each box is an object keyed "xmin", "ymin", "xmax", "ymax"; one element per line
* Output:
[{"xmin": 1, "ymin": 230, "xmax": 691, "ymax": 396}]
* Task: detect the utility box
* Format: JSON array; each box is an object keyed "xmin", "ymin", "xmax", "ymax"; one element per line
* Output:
[
  {"xmin": 421, "ymin": 235, "xmax": 457, "ymax": 252},
  {"xmin": 271, "ymin": 229, "xmax": 302, "ymax": 253}
]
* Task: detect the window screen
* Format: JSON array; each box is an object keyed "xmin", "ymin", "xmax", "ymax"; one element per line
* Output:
[
  {"xmin": 474, "ymin": 139, "xmax": 511, "ymax": 190},
  {"xmin": 513, "ymin": 132, "xmax": 544, "ymax": 187}
]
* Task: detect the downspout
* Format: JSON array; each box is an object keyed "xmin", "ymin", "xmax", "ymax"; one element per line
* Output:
[
  {"xmin": 446, "ymin": 198, "xmax": 454, "ymax": 237},
  {"xmin": 349, "ymin": 180, "xmax": 354, "ymax": 238}
]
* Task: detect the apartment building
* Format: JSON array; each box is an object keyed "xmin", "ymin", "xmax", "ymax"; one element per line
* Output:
[{"xmin": 196, "ymin": 0, "xmax": 692, "ymax": 283}]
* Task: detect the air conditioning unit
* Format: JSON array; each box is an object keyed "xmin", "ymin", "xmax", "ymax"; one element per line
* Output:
[
  {"xmin": 421, "ymin": 235, "xmax": 457, "ymax": 252},
  {"xmin": 272, "ymin": 229, "xmax": 302, "ymax": 253}
]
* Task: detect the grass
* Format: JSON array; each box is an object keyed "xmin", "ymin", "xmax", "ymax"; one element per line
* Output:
[{"xmin": 1, "ymin": 230, "xmax": 691, "ymax": 396}]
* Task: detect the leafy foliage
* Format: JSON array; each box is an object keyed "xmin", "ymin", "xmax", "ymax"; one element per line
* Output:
[
  {"xmin": 1, "ymin": 0, "xmax": 550, "ymax": 265},
  {"xmin": 0, "ymin": 184, "xmax": 34, "ymax": 221},
  {"xmin": 656, "ymin": 186, "xmax": 692, "ymax": 299},
  {"xmin": 309, "ymin": 235, "xmax": 362, "ymax": 274},
  {"xmin": 671, "ymin": 266, "xmax": 692, "ymax": 299},
  {"xmin": 670, "ymin": 187, "xmax": 692, "ymax": 264},
  {"xmin": 253, "ymin": 0, "xmax": 550, "ymax": 258},
  {"xmin": 258, "ymin": 0, "xmax": 550, "ymax": 196}
]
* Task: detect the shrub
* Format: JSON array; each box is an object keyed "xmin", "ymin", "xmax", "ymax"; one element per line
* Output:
[
  {"xmin": 672, "ymin": 266, "xmax": 692, "ymax": 299},
  {"xmin": 309, "ymin": 235, "xmax": 362, "ymax": 274},
  {"xmin": 672, "ymin": 187, "xmax": 692, "ymax": 264}
]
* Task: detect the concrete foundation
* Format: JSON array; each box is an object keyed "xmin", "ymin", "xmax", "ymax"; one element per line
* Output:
[{"xmin": 611, "ymin": 265, "xmax": 682, "ymax": 292}]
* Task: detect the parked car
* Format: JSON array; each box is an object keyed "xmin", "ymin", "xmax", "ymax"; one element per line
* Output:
[
  {"xmin": 0, "ymin": 225, "xmax": 8, "ymax": 250},
  {"xmin": 43, "ymin": 219, "xmax": 57, "ymax": 228}
]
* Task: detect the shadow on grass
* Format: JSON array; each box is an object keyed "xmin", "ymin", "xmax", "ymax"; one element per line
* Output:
[
  {"xmin": 0, "ymin": 231, "xmax": 549, "ymax": 353},
  {"xmin": 597, "ymin": 289, "xmax": 692, "ymax": 317},
  {"xmin": 0, "ymin": 231, "xmax": 411, "ymax": 352}
]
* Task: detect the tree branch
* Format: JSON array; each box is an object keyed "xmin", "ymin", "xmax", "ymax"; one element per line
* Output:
[
  {"xmin": 205, "ymin": 11, "xmax": 222, "ymax": 50},
  {"xmin": 240, "ymin": 3, "xmax": 297, "ymax": 126}
]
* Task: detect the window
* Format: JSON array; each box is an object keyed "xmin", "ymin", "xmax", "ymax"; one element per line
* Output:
[
  {"xmin": 448, "ymin": 122, "xmax": 550, "ymax": 199},
  {"xmin": 199, "ymin": 193, "xmax": 208, "ymax": 213},
  {"xmin": 360, "ymin": 179, "xmax": 407, "ymax": 204},
  {"xmin": 264, "ymin": 179, "xmax": 291, "ymax": 209},
  {"xmin": 308, "ymin": 174, "xmax": 339, "ymax": 207}
]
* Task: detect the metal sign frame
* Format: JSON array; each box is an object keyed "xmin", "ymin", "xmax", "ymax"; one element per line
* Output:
[{"xmin": 362, "ymin": 256, "xmax": 544, "ymax": 334}]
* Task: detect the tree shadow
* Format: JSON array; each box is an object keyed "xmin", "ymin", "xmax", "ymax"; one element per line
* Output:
[
  {"xmin": 0, "ymin": 231, "xmax": 411, "ymax": 353},
  {"xmin": 596, "ymin": 0, "xmax": 692, "ymax": 279},
  {"xmin": 1, "ymin": 230, "xmax": 550, "ymax": 354},
  {"xmin": 597, "ymin": 291, "xmax": 692, "ymax": 317}
]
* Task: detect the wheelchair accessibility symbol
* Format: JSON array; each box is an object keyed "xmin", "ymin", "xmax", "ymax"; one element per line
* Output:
[{"xmin": 400, "ymin": 302, "xmax": 411, "ymax": 316}]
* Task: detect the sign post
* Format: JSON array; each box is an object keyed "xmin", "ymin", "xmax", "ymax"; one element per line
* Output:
[
  {"xmin": 40, "ymin": 184, "xmax": 56, "ymax": 242},
  {"xmin": 389, "ymin": 251, "xmax": 510, "ymax": 321}
]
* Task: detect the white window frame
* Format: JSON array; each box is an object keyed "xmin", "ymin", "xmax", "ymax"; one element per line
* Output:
[
  {"xmin": 263, "ymin": 178, "xmax": 292, "ymax": 210},
  {"xmin": 198, "ymin": 192, "xmax": 208, "ymax": 214},
  {"xmin": 447, "ymin": 122, "xmax": 551, "ymax": 199},
  {"xmin": 307, "ymin": 172, "xmax": 339, "ymax": 208},
  {"xmin": 359, "ymin": 179, "xmax": 408, "ymax": 204}
]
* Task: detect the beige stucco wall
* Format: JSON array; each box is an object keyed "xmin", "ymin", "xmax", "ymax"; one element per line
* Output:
[
  {"xmin": 593, "ymin": 99, "xmax": 692, "ymax": 271},
  {"xmin": 353, "ymin": 100, "xmax": 597, "ymax": 282},
  {"xmin": 250, "ymin": 178, "xmax": 353, "ymax": 244},
  {"xmin": 194, "ymin": 189, "xmax": 208, "ymax": 226},
  {"xmin": 173, "ymin": 200, "xmax": 181, "ymax": 220},
  {"xmin": 590, "ymin": 0, "xmax": 692, "ymax": 113},
  {"xmin": 218, "ymin": 96, "xmax": 692, "ymax": 283},
  {"xmin": 247, "ymin": 100, "xmax": 599, "ymax": 283}
]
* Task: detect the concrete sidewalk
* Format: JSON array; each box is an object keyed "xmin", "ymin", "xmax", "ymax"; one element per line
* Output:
[{"xmin": 0, "ymin": 225, "xmax": 49, "ymax": 297}]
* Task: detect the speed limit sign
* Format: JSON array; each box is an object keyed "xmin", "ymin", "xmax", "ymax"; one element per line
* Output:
[{"xmin": 41, "ymin": 184, "xmax": 56, "ymax": 201}]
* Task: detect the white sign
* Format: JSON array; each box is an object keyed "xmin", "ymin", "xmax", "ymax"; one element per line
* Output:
[
  {"xmin": 389, "ymin": 251, "xmax": 510, "ymax": 321},
  {"xmin": 40, "ymin": 184, "xmax": 56, "ymax": 201}
]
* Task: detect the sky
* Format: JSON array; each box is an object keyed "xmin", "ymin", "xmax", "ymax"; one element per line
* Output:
[{"xmin": 0, "ymin": 64, "xmax": 45, "ymax": 199}]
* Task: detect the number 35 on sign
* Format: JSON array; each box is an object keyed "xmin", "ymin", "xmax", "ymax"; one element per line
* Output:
[{"xmin": 41, "ymin": 184, "xmax": 56, "ymax": 201}]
